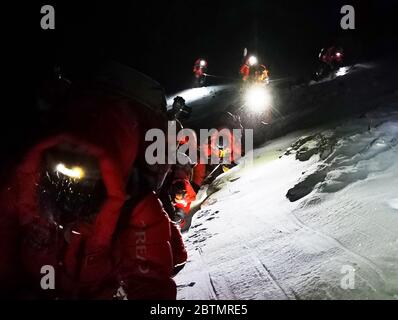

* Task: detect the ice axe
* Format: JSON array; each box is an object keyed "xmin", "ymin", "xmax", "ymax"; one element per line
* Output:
[
  {"xmin": 202, "ymin": 163, "xmax": 223, "ymax": 185},
  {"xmin": 202, "ymin": 143, "xmax": 231, "ymax": 184}
]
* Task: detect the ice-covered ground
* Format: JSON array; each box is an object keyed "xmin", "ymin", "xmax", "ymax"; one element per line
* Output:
[{"xmin": 175, "ymin": 106, "xmax": 398, "ymax": 300}]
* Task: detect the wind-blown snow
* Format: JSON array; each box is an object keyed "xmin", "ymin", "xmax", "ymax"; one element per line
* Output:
[{"xmin": 176, "ymin": 107, "xmax": 398, "ymax": 300}]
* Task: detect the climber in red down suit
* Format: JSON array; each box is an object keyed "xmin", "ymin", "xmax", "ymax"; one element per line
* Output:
[{"xmin": 0, "ymin": 62, "xmax": 187, "ymax": 299}]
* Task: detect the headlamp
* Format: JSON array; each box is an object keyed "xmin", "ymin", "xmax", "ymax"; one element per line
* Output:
[
  {"xmin": 248, "ymin": 56, "xmax": 258, "ymax": 66},
  {"xmin": 244, "ymin": 85, "xmax": 272, "ymax": 113},
  {"xmin": 55, "ymin": 163, "xmax": 85, "ymax": 179}
]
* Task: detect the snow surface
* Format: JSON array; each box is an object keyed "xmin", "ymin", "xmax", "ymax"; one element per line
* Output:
[
  {"xmin": 166, "ymin": 85, "xmax": 235, "ymax": 110},
  {"xmin": 175, "ymin": 106, "xmax": 398, "ymax": 300}
]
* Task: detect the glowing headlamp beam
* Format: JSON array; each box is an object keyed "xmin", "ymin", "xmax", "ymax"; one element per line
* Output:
[
  {"xmin": 248, "ymin": 56, "xmax": 258, "ymax": 66},
  {"xmin": 55, "ymin": 163, "xmax": 85, "ymax": 179}
]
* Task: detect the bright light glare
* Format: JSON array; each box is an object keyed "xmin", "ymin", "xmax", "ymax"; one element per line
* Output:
[
  {"xmin": 336, "ymin": 67, "xmax": 348, "ymax": 77},
  {"xmin": 248, "ymin": 56, "xmax": 258, "ymax": 66},
  {"xmin": 245, "ymin": 85, "xmax": 271, "ymax": 113},
  {"xmin": 56, "ymin": 163, "xmax": 85, "ymax": 179},
  {"xmin": 200, "ymin": 60, "xmax": 206, "ymax": 67}
]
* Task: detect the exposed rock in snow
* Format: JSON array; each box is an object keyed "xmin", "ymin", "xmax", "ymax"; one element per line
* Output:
[{"xmin": 286, "ymin": 110, "xmax": 398, "ymax": 202}]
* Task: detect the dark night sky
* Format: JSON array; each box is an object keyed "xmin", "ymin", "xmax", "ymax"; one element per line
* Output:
[{"xmin": 32, "ymin": 0, "xmax": 397, "ymax": 92}]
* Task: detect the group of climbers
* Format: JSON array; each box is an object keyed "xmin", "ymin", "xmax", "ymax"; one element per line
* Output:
[
  {"xmin": 193, "ymin": 44, "xmax": 344, "ymax": 87},
  {"xmin": 193, "ymin": 50, "xmax": 270, "ymax": 87},
  {"xmin": 0, "ymin": 41, "xmax": 346, "ymax": 300},
  {"xmin": 164, "ymin": 96, "xmax": 245, "ymax": 232}
]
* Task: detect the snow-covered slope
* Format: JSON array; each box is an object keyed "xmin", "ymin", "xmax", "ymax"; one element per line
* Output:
[{"xmin": 175, "ymin": 106, "xmax": 398, "ymax": 300}]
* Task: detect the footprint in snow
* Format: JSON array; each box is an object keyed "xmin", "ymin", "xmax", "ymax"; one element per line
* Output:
[
  {"xmin": 206, "ymin": 216, "xmax": 218, "ymax": 221},
  {"xmin": 177, "ymin": 282, "xmax": 196, "ymax": 288}
]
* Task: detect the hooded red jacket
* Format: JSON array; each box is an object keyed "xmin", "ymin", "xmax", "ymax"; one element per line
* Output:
[
  {"xmin": 193, "ymin": 59, "xmax": 207, "ymax": 78},
  {"xmin": 0, "ymin": 93, "xmax": 187, "ymax": 299}
]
